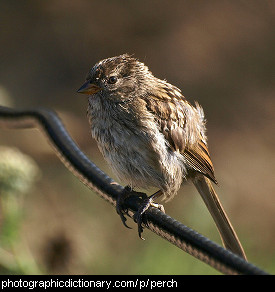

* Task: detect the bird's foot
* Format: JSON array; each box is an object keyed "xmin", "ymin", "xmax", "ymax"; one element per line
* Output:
[
  {"xmin": 133, "ymin": 191, "xmax": 165, "ymax": 240},
  {"xmin": 116, "ymin": 186, "xmax": 147, "ymax": 229}
]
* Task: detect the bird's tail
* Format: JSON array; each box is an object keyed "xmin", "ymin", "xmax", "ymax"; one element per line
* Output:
[{"xmin": 193, "ymin": 175, "xmax": 247, "ymax": 260}]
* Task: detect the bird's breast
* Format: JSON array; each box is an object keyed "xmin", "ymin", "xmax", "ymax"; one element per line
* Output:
[{"xmin": 87, "ymin": 98, "xmax": 186, "ymax": 197}]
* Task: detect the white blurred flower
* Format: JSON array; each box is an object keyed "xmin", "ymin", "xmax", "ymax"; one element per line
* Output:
[{"xmin": 0, "ymin": 147, "xmax": 40, "ymax": 195}]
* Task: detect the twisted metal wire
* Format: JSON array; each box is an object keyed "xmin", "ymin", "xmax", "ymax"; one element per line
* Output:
[{"xmin": 0, "ymin": 105, "xmax": 269, "ymax": 275}]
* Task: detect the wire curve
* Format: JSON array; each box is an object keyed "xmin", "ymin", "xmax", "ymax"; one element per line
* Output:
[{"xmin": 0, "ymin": 105, "xmax": 269, "ymax": 275}]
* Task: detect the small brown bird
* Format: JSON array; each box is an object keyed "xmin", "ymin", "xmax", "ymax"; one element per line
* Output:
[{"xmin": 78, "ymin": 54, "xmax": 246, "ymax": 259}]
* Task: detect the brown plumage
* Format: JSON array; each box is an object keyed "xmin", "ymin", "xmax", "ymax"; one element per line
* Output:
[{"xmin": 78, "ymin": 54, "xmax": 246, "ymax": 259}]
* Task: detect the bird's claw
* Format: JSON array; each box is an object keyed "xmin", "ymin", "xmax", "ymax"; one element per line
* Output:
[
  {"xmin": 133, "ymin": 196, "xmax": 165, "ymax": 240},
  {"xmin": 117, "ymin": 187, "xmax": 164, "ymax": 239},
  {"xmin": 116, "ymin": 186, "xmax": 147, "ymax": 229},
  {"xmin": 116, "ymin": 186, "xmax": 132, "ymax": 229}
]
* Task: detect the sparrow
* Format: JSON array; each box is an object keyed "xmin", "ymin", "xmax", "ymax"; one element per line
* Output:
[{"xmin": 77, "ymin": 54, "xmax": 246, "ymax": 259}]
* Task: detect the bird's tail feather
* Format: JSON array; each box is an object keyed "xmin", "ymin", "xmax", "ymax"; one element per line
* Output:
[{"xmin": 193, "ymin": 176, "xmax": 247, "ymax": 260}]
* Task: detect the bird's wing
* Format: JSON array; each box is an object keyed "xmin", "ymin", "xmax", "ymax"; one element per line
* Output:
[
  {"xmin": 145, "ymin": 89, "xmax": 217, "ymax": 183},
  {"xmin": 183, "ymin": 141, "xmax": 217, "ymax": 183}
]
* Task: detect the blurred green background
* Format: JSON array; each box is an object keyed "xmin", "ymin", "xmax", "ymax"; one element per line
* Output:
[{"xmin": 0, "ymin": 0, "xmax": 274, "ymax": 275}]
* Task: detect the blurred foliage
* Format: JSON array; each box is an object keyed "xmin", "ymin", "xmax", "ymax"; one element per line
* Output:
[
  {"xmin": 0, "ymin": 147, "xmax": 40, "ymax": 274},
  {"xmin": 0, "ymin": 147, "xmax": 39, "ymax": 196},
  {"xmin": 0, "ymin": 0, "xmax": 274, "ymax": 274}
]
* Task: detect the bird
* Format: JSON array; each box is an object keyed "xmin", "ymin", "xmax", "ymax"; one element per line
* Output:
[{"xmin": 77, "ymin": 54, "xmax": 246, "ymax": 259}]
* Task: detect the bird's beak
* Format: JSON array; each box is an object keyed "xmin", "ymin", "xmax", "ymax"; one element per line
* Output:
[{"xmin": 77, "ymin": 81, "xmax": 102, "ymax": 94}]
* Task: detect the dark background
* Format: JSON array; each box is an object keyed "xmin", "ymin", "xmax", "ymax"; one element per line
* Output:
[{"xmin": 0, "ymin": 0, "xmax": 274, "ymax": 274}]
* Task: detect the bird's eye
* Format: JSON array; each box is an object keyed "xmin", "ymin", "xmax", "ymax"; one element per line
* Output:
[{"xmin": 108, "ymin": 76, "xmax": 117, "ymax": 84}]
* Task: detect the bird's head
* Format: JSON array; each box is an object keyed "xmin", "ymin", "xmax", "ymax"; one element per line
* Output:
[{"xmin": 77, "ymin": 54, "xmax": 152, "ymax": 102}]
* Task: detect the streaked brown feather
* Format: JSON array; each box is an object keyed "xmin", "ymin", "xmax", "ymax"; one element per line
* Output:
[
  {"xmin": 146, "ymin": 96, "xmax": 186, "ymax": 152},
  {"xmin": 183, "ymin": 141, "xmax": 217, "ymax": 184},
  {"xmin": 145, "ymin": 89, "xmax": 217, "ymax": 184}
]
